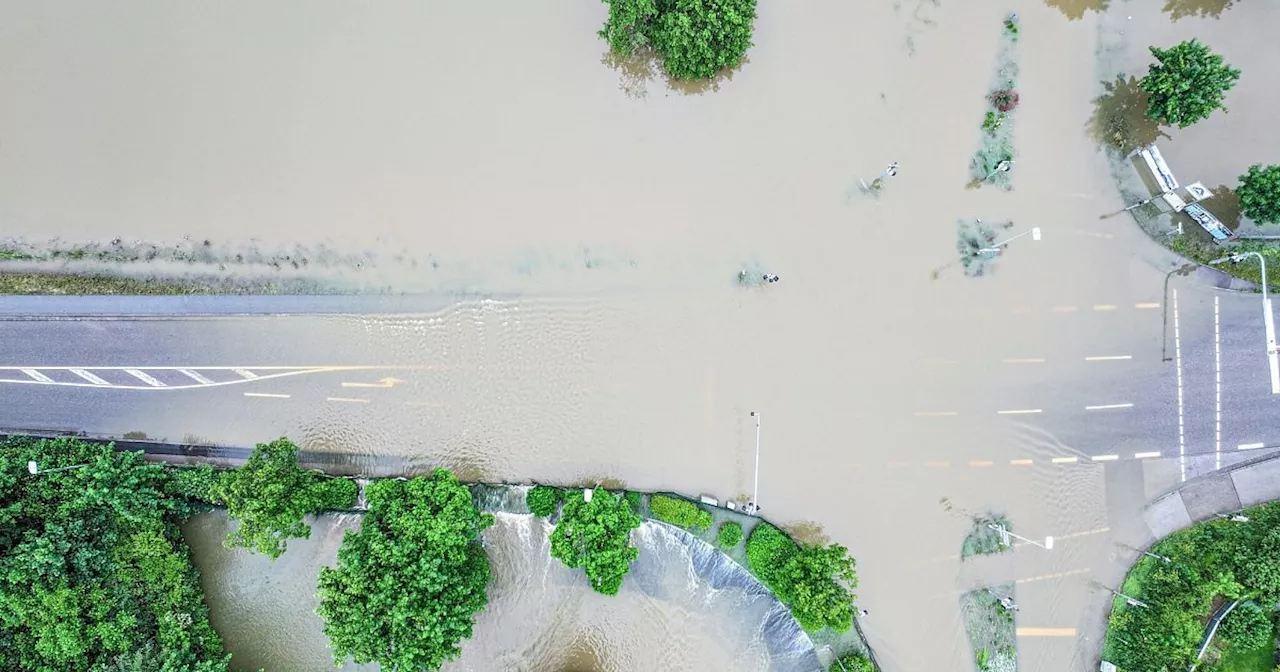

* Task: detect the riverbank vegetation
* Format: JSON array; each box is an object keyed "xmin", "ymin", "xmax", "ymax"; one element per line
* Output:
[
  {"xmin": 718, "ymin": 521, "xmax": 744, "ymax": 549},
  {"xmin": 961, "ymin": 515, "xmax": 1011, "ymax": 559},
  {"xmin": 1104, "ymin": 501, "xmax": 1280, "ymax": 670},
  {"xmin": 598, "ymin": 0, "xmax": 758, "ymax": 81},
  {"xmin": 0, "ymin": 436, "xmax": 231, "ymax": 671},
  {"xmin": 550, "ymin": 489, "xmax": 642, "ymax": 595},
  {"xmin": 745, "ymin": 523, "xmax": 859, "ymax": 632},
  {"xmin": 650, "ymin": 493, "xmax": 714, "ymax": 531},
  {"xmin": 526, "ymin": 484, "xmax": 565, "ymax": 517},
  {"xmin": 316, "ymin": 469, "xmax": 494, "ymax": 671},
  {"xmin": 216, "ymin": 438, "xmax": 357, "ymax": 559},
  {"xmin": 969, "ymin": 14, "xmax": 1020, "ymax": 190},
  {"xmin": 1140, "ymin": 39, "xmax": 1240, "ymax": 129}
]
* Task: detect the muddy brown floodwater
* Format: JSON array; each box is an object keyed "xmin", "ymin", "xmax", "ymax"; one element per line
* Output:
[{"xmin": 5, "ymin": 0, "xmax": 1279, "ymax": 669}]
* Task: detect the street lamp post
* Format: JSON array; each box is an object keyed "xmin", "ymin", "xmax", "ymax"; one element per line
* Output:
[
  {"xmin": 749, "ymin": 411, "xmax": 761, "ymax": 515},
  {"xmin": 977, "ymin": 226, "xmax": 1042, "ymax": 255},
  {"xmin": 1209, "ymin": 252, "xmax": 1279, "ymax": 394},
  {"xmin": 27, "ymin": 460, "xmax": 89, "ymax": 475},
  {"xmin": 985, "ymin": 159, "xmax": 1013, "ymax": 181},
  {"xmin": 988, "ymin": 522, "xmax": 1054, "ymax": 550}
]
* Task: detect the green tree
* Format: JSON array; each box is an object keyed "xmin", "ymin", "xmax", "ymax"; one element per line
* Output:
[
  {"xmin": 550, "ymin": 489, "xmax": 641, "ymax": 595},
  {"xmin": 599, "ymin": 0, "xmax": 758, "ymax": 81},
  {"xmin": 0, "ymin": 437, "xmax": 230, "ymax": 671},
  {"xmin": 1140, "ymin": 39, "xmax": 1240, "ymax": 128},
  {"xmin": 832, "ymin": 653, "xmax": 874, "ymax": 672},
  {"xmin": 316, "ymin": 469, "xmax": 494, "ymax": 671},
  {"xmin": 213, "ymin": 438, "xmax": 357, "ymax": 559},
  {"xmin": 1238, "ymin": 164, "xmax": 1280, "ymax": 225},
  {"xmin": 773, "ymin": 543, "xmax": 858, "ymax": 632}
]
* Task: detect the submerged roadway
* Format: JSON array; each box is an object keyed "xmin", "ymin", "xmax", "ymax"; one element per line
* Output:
[{"xmin": 1, "ymin": 264, "xmax": 1277, "ymax": 671}]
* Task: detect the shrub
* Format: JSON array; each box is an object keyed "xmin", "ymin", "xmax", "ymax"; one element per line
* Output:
[
  {"xmin": 1219, "ymin": 602, "xmax": 1272, "ymax": 650},
  {"xmin": 166, "ymin": 463, "xmax": 225, "ymax": 506},
  {"xmin": 746, "ymin": 523, "xmax": 799, "ymax": 587},
  {"xmin": 649, "ymin": 494, "xmax": 713, "ymax": 531},
  {"xmin": 718, "ymin": 522, "xmax": 743, "ymax": 549},
  {"xmin": 1238, "ymin": 164, "xmax": 1280, "ymax": 225},
  {"xmin": 526, "ymin": 485, "xmax": 563, "ymax": 517},
  {"xmin": 990, "ymin": 89, "xmax": 1019, "ymax": 112},
  {"xmin": 1140, "ymin": 39, "xmax": 1240, "ymax": 128},
  {"xmin": 598, "ymin": 0, "xmax": 758, "ymax": 81},
  {"xmin": 833, "ymin": 653, "xmax": 874, "ymax": 672},
  {"xmin": 624, "ymin": 490, "xmax": 643, "ymax": 513}
]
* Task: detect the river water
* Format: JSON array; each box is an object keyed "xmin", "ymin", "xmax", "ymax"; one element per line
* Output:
[
  {"xmin": 184, "ymin": 510, "xmax": 822, "ymax": 671},
  {"xmin": 6, "ymin": 0, "xmax": 1280, "ymax": 669}
]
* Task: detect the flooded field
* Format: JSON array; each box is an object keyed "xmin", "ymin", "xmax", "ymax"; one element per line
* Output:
[{"xmin": 5, "ymin": 0, "xmax": 1279, "ymax": 670}]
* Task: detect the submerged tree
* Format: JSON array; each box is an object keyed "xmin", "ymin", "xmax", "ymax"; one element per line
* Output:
[
  {"xmin": 1237, "ymin": 164, "xmax": 1280, "ymax": 225},
  {"xmin": 599, "ymin": 0, "xmax": 758, "ymax": 81},
  {"xmin": 316, "ymin": 469, "xmax": 494, "ymax": 671},
  {"xmin": 214, "ymin": 437, "xmax": 357, "ymax": 559},
  {"xmin": 1140, "ymin": 39, "xmax": 1240, "ymax": 128},
  {"xmin": 550, "ymin": 489, "xmax": 642, "ymax": 595}
]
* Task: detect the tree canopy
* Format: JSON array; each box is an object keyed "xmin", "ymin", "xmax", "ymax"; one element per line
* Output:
[
  {"xmin": 316, "ymin": 469, "xmax": 494, "ymax": 671},
  {"xmin": 0, "ymin": 437, "xmax": 230, "ymax": 672},
  {"xmin": 1140, "ymin": 39, "xmax": 1240, "ymax": 128},
  {"xmin": 1237, "ymin": 164, "xmax": 1280, "ymax": 225},
  {"xmin": 213, "ymin": 438, "xmax": 357, "ymax": 560},
  {"xmin": 549, "ymin": 489, "xmax": 641, "ymax": 595},
  {"xmin": 745, "ymin": 523, "xmax": 859, "ymax": 633},
  {"xmin": 599, "ymin": 0, "xmax": 758, "ymax": 81}
]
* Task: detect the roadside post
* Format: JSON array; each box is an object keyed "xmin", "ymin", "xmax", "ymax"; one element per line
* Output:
[
  {"xmin": 988, "ymin": 522, "xmax": 1053, "ymax": 550},
  {"xmin": 977, "ymin": 226, "xmax": 1042, "ymax": 255}
]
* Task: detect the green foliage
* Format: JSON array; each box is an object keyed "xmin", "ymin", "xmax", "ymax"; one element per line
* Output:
[
  {"xmin": 962, "ymin": 516, "xmax": 1011, "ymax": 558},
  {"xmin": 649, "ymin": 494, "xmax": 713, "ymax": 531},
  {"xmin": 598, "ymin": 0, "xmax": 758, "ymax": 81},
  {"xmin": 832, "ymin": 653, "xmax": 874, "ymax": 672},
  {"xmin": 526, "ymin": 485, "xmax": 563, "ymax": 517},
  {"xmin": 1237, "ymin": 164, "xmax": 1280, "ymax": 225},
  {"xmin": 1219, "ymin": 603, "xmax": 1272, "ymax": 650},
  {"xmin": 624, "ymin": 490, "xmax": 643, "ymax": 512},
  {"xmin": 213, "ymin": 437, "xmax": 357, "ymax": 560},
  {"xmin": 745, "ymin": 524, "xmax": 858, "ymax": 632},
  {"xmin": 0, "ymin": 437, "xmax": 230, "ymax": 671},
  {"xmin": 165, "ymin": 464, "xmax": 224, "ymax": 508},
  {"xmin": 1140, "ymin": 39, "xmax": 1241, "ymax": 128},
  {"xmin": 316, "ymin": 469, "xmax": 494, "ymax": 671},
  {"xmin": 549, "ymin": 489, "xmax": 642, "ymax": 595},
  {"xmin": 717, "ymin": 522, "xmax": 743, "ymax": 549}
]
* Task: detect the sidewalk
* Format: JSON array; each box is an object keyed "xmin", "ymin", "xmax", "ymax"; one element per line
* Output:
[{"xmin": 1143, "ymin": 449, "xmax": 1280, "ymax": 540}]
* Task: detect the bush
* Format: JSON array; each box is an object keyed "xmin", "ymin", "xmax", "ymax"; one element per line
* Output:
[
  {"xmin": 526, "ymin": 485, "xmax": 563, "ymax": 517},
  {"xmin": 1238, "ymin": 164, "xmax": 1280, "ymax": 225},
  {"xmin": 624, "ymin": 490, "xmax": 643, "ymax": 513},
  {"xmin": 166, "ymin": 463, "xmax": 225, "ymax": 507},
  {"xmin": 746, "ymin": 523, "xmax": 799, "ymax": 587},
  {"xmin": 1219, "ymin": 602, "xmax": 1272, "ymax": 650},
  {"xmin": 833, "ymin": 653, "xmax": 874, "ymax": 672},
  {"xmin": 718, "ymin": 522, "xmax": 744, "ymax": 549},
  {"xmin": 990, "ymin": 89, "xmax": 1019, "ymax": 112},
  {"xmin": 649, "ymin": 494, "xmax": 713, "ymax": 531},
  {"xmin": 598, "ymin": 0, "xmax": 758, "ymax": 81}
]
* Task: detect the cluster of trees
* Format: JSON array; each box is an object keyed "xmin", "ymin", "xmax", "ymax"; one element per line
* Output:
[
  {"xmin": 549, "ymin": 489, "xmax": 642, "ymax": 596},
  {"xmin": 746, "ymin": 523, "xmax": 859, "ymax": 632},
  {"xmin": 598, "ymin": 0, "xmax": 758, "ymax": 80},
  {"xmin": 1137, "ymin": 40, "xmax": 1280, "ymax": 226},
  {"xmin": 0, "ymin": 437, "xmax": 231, "ymax": 671},
  {"xmin": 1106, "ymin": 501, "xmax": 1280, "ymax": 670}
]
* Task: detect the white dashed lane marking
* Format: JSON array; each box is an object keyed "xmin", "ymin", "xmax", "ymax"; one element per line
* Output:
[
  {"xmin": 1239, "ymin": 443, "xmax": 1266, "ymax": 451},
  {"xmin": 1085, "ymin": 403, "xmax": 1134, "ymax": 411}
]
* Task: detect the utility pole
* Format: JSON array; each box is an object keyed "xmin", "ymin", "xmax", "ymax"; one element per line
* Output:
[{"xmin": 749, "ymin": 411, "xmax": 761, "ymax": 515}]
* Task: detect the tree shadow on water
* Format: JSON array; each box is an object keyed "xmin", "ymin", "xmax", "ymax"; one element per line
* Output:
[
  {"xmin": 1042, "ymin": 0, "xmax": 1110, "ymax": 20},
  {"xmin": 601, "ymin": 49, "xmax": 743, "ymax": 99},
  {"xmin": 1088, "ymin": 75, "xmax": 1169, "ymax": 155},
  {"xmin": 1163, "ymin": 0, "xmax": 1236, "ymax": 21}
]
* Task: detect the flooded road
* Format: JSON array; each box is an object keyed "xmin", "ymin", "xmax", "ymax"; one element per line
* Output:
[{"xmin": 4, "ymin": 0, "xmax": 1278, "ymax": 669}]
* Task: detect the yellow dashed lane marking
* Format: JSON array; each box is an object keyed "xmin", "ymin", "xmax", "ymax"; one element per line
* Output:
[
  {"xmin": 1135, "ymin": 302, "xmax": 1161, "ymax": 309},
  {"xmin": 1017, "ymin": 628, "xmax": 1078, "ymax": 637}
]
